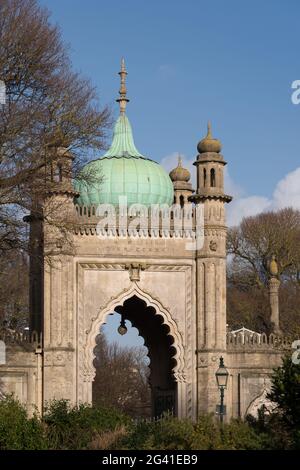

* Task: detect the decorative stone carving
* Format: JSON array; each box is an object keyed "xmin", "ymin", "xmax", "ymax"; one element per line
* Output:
[
  {"xmin": 80, "ymin": 263, "xmax": 125, "ymax": 270},
  {"xmin": 209, "ymin": 240, "xmax": 217, "ymax": 251},
  {"xmin": 173, "ymin": 371, "xmax": 187, "ymax": 383},
  {"xmin": 197, "ymin": 356, "xmax": 208, "ymax": 366},
  {"xmin": 83, "ymin": 368, "xmax": 96, "ymax": 382},
  {"xmin": 125, "ymin": 263, "xmax": 146, "ymax": 281},
  {"xmin": 246, "ymin": 388, "xmax": 276, "ymax": 418}
]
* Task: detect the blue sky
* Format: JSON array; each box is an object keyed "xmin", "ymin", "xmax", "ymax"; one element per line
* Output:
[
  {"xmin": 41, "ymin": 1, "xmax": 300, "ymax": 207},
  {"xmin": 40, "ymin": 0, "xmax": 300, "ymax": 343}
]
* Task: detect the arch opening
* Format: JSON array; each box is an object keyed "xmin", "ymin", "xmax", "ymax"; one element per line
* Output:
[
  {"xmin": 92, "ymin": 295, "xmax": 178, "ymax": 418},
  {"xmin": 210, "ymin": 168, "xmax": 216, "ymax": 187}
]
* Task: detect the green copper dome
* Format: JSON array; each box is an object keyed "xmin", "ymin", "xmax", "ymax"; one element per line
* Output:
[{"xmin": 75, "ymin": 113, "xmax": 174, "ymax": 207}]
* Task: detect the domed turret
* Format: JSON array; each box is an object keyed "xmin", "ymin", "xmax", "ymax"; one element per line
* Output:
[
  {"xmin": 189, "ymin": 121, "xmax": 232, "ymax": 204},
  {"xmin": 169, "ymin": 155, "xmax": 194, "ymax": 207},
  {"xmin": 169, "ymin": 156, "xmax": 191, "ymax": 183},
  {"xmin": 75, "ymin": 60, "xmax": 174, "ymax": 207},
  {"xmin": 197, "ymin": 121, "xmax": 222, "ymax": 154}
]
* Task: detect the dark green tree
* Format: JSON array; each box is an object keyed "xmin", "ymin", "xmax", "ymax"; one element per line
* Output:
[{"xmin": 267, "ymin": 355, "xmax": 300, "ymax": 428}]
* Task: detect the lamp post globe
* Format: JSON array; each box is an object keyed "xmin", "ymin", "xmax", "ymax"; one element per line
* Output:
[
  {"xmin": 216, "ymin": 356, "xmax": 229, "ymax": 389},
  {"xmin": 215, "ymin": 356, "xmax": 229, "ymax": 424}
]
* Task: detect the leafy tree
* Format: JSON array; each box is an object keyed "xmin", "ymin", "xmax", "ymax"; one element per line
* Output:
[{"xmin": 267, "ymin": 355, "xmax": 300, "ymax": 428}]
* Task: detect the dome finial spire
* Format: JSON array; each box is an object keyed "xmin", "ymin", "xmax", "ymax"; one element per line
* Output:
[
  {"xmin": 197, "ymin": 120, "xmax": 222, "ymax": 153},
  {"xmin": 207, "ymin": 120, "xmax": 212, "ymax": 138},
  {"xmin": 116, "ymin": 57, "xmax": 129, "ymax": 115}
]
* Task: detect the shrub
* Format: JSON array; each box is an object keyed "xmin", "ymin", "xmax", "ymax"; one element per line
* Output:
[
  {"xmin": 120, "ymin": 415, "xmax": 194, "ymax": 450},
  {"xmin": 190, "ymin": 414, "xmax": 222, "ymax": 449},
  {"xmin": 119, "ymin": 419, "xmax": 155, "ymax": 450},
  {"xmin": 43, "ymin": 399, "xmax": 130, "ymax": 449},
  {"xmin": 121, "ymin": 414, "xmax": 267, "ymax": 450},
  {"xmin": 0, "ymin": 395, "xmax": 298, "ymax": 450},
  {"xmin": 191, "ymin": 415, "xmax": 265, "ymax": 450},
  {"xmin": 219, "ymin": 419, "xmax": 265, "ymax": 450},
  {"xmin": 0, "ymin": 395, "xmax": 46, "ymax": 450},
  {"xmin": 88, "ymin": 425, "xmax": 128, "ymax": 450},
  {"xmin": 149, "ymin": 416, "xmax": 195, "ymax": 450}
]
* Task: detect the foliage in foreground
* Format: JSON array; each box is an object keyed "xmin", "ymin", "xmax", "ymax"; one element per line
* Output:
[
  {"xmin": 118, "ymin": 414, "xmax": 265, "ymax": 450},
  {"xmin": 43, "ymin": 399, "xmax": 130, "ymax": 450},
  {"xmin": 2, "ymin": 357, "xmax": 300, "ymax": 450},
  {"xmin": 0, "ymin": 396, "xmax": 46, "ymax": 450},
  {"xmin": 0, "ymin": 396, "xmax": 298, "ymax": 450},
  {"xmin": 0, "ymin": 397, "xmax": 130, "ymax": 450}
]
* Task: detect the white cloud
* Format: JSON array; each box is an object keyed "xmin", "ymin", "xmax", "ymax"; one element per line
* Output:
[
  {"xmin": 227, "ymin": 196, "xmax": 272, "ymax": 227},
  {"xmin": 161, "ymin": 153, "xmax": 300, "ymax": 227},
  {"xmin": 273, "ymin": 167, "xmax": 300, "ymax": 210},
  {"xmin": 226, "ymin": 166, "xmax": 300, "ymax": 226}
]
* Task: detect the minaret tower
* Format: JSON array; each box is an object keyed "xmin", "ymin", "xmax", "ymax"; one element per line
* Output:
[
  {"xmin": 191, "ymin": 122, "xmax": 232, "ymax": 203},
  {"xmin": 190, "ymin": 122, "xmax": 232, "ymax": 415},
  {"xmin": 169, "ymin": 155, "xmax": 194, "ymax": 207}
]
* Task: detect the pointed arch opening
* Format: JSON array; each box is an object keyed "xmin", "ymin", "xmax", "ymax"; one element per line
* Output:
[
  {"xmin": 84, "ymin": 286, "xmax": 185, "ymax": 418},
  {"xmin": 210, "ymin": 168, "xmax": 216, "ymax": 187},
  {"xmin": 93, "ymin": 313, "xmax": 152, "ymax": 417}
]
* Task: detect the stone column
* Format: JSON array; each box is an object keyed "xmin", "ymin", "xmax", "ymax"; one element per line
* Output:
[
  {"xmin": 35, "ymin": 346, "xmax": 43, "ymax": 415},
  {"xmin": 268, "ymin": 255, "xmax": 281, "ymax": 334},
  {"xmin": 269, "ymin": 277, "xmax": 280, "ymax": 334}
]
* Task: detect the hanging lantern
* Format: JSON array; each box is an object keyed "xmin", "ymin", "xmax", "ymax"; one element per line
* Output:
[{"xmin": 117, "ymin": 316, "xmax": 127, "ymax": 336}]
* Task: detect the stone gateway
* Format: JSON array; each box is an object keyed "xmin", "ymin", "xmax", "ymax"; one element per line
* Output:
[{"xmin": 0, "ymin": 60, "xmax": 292, "ymax": 420}]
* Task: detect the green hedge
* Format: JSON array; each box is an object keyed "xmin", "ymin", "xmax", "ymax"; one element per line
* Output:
[
  {"xmin": 119, "ymin": 414, "xmax": 265, "ymax": 450},
  {"xmin": 0, "ymin": 396, "xmax": 298, "ymax": 450},
  {"xmin": 43, "ymin": 399, "xmax": 130, "ymax": 449},
  {"xmin": 0, "ymin": 396, "xmax": 129, "ymax": 450},
  {"xmin": 0, "ymin": 395, "xmax": 46, "ymax": 450}
]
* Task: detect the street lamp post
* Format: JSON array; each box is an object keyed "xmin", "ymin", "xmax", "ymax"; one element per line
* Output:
[{"xmin": 215, "ymin": 356, "xmax": 229, "ymax": 424}]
